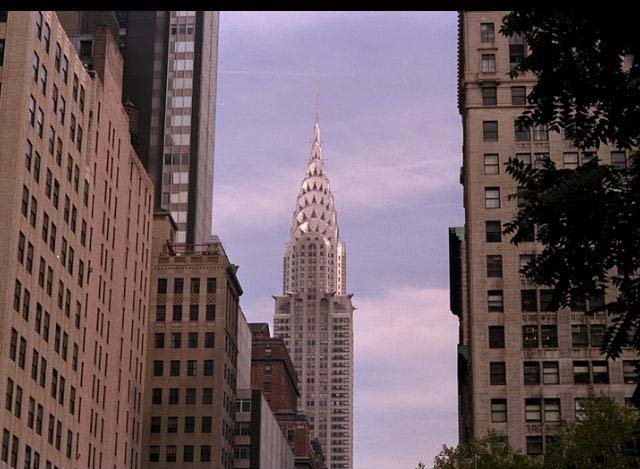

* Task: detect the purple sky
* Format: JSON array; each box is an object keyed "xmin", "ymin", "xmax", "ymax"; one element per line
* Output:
[{"xmin": 213, "ymin": 12, "xmax": 463, "ymax": 468}]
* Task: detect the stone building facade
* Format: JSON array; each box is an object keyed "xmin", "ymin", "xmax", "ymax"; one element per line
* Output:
[
  {"xmin": 142, "ymin": 212, "xmax": 242, "ymax": 469},
  {"xmin": 0, "ymin": 10, "xmax": 153, "ymax": 468},
  {"xmin": 454, "ymin": 10, "xmax": 639, "ymax": 455}
]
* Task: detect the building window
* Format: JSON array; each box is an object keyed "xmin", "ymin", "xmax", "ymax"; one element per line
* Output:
[
  {"xmin": 525, "ymin": 398, "xmax": 541, "ymax": 421},
  {"xmin": 205, "ymin": 304, "xmax": 215, "ymax": 321},
  {"xmin": 483, "ymin": 221, "xmax": 502, "ymax": 243},
  {"xmin": 167, "ymin": 417, "xmax": 178, "ymax": 433},
  {"xmin": 201, "ymin": 445, "xmax": 211, "ymax": 462},
  {"xmin": 0, "ymin": 39, "xmax": 4, "ymax": 66},
  {"xmin": 189, "ymin": 304, "xmax": 199, "ymax": 321},
  {"xmin": 183, "ymin": 445, "xmax": 194, "ymax": 462},
  {"xmin": 490, "ymin": 399, "xmax": 507, "ymax": 422},
  {"xmin": 533, "ymin": 152, "xmax": 549, "ymax": 169},
  {"xmin": 480, "ymin": 22, "xmax": 495, "ymax": 43},
  {"xmin": 152, "ymin": 388, "xmax": 162, "ymax": 405},
  {"xmin": 153, "ymin": 361, "xmax": 163, "ymax": 377},
  {"xmin": 170, "ymin": 360, "xmax": 180, "ymax": 376},
  {"xmin": 169, "ymin": 388, "xmax": 179, "ymax": 405},
  {"xmin": 571, "ymin": 325, "xmax": 588, "ymax": 347},
  {"xmin": 541, "ymin": 325, "xmax": 558, "ymax": 348},
  {"xmin": 202, "ymin": 388, "xmax": 213, "ymax": 405},
  {"xmin": 173, "ymin": 278, "xmax": 184, "ymax": 293},
  {"xmin": 592, "ymin": 361, "xmax": 609, "ymax": 384},
  {"xmin": 526, "ymin": 436, "xmax": 543, "ymax": 456},
  {"xmin": 522, "ymin": 325, "xmax": 538, "ymax": 348},
  {"xmin": 149, "ymin": 446, "xmax": 160, "ymax": 462},
  {"xmin": 482, "ymin": 121, "xmax": 498, "ymax": 141},
  {"xmin": 582, "ymin": 151, "xmax": 597, "ymax": 165},
  {"xmin": 509, "ymin": 33, "xmax": 525, "ymax": 71},
  {"xmin": 206, "ymin": 278, "xmax": 217, "ymax": 293},
  {"xmin": 150, "ymin": 417, "xmax": 161, "ymax": 433},
  {"xmin": 487, "ymin": 290, "xmax": 504, "ymax": 312},
  {"xmin": 563, "ymin": 152, "xmax": 579, "ymax": 169},
  {"xmin": 573, "ymin": 361, "xmax": 590, "ymax": 384},
  {"xmin": 172, "ymin": 305, "xmax": 182, "ymax": 321},
  {"xmin": 590, "ymin": 324, "xmax": 606, "ymax": 348},
  {"xmin": 204, "ymin": 360, "xmax": 214, "ymax": 376},
  {"xmin": 187, "ymin": 360, "xmax": 196, "ymax": 376},
  {"xmin": 166, "ymin": 445, "xmax": 176, "ymax": 462},
  {"xmin": 543, "ymin": 361, "xmax": 560, "ymax": 384},
  {"xmin": 154, "ymin": 333, "xmax": 165, "ymax": 349},
  {"xmin": 515, "ymin": 122, "xmax": 530, "ymax": 141},
  {"xmin": 575, "ymin": 398, "xmax": 586, "ymax": 421},
  {"xmin": 486, "ymin": 255, "xmax": 502, "ymax": 278},
  {"xmin": 545, "ymin": 398, "xmax": 561, "ymax": 422},
  {"xmin": 511, "ymin": 86, "xmax": 526, "ymax": 105},
  {"xmin": 482, "ymin": 86, "xmax": 497, "ymax": 106},
  {"xmin": 156, "ymin": 305, "xmax": 166, "ymax": 322},
  {"xmin": 539, "ymin": 289, "xmax": 555, "ymax": 311},
  {"xmin": 157, "ymin": 278, "xmax": 167, "ymax": 294},
  {"xmin": 190, "ymin": 278, "xmax": 200, "ymax": 293},
  {"xmin": 623, "ymin": 361, "xmax": 639, "ymax": 384},
  {"xmin": 188, "ymin": 332, "xmax": 198, "ymax": 348},
  {"xmin": 519, "ymin": 254, "xmax": 533, "ymax": 275},
  {"xmin": 524, "ymin": 361, "xmax": 540, "ymax": 385},
  {"xmin": 488, "ymin": 326, "xmax": 505, "ymax": 349},
  {"xmin": 532, "ymin": 124, "xmax": 549, "ymax": 141},
  {"xmin": 521, "ymin": 289, "xmax": 538, "ymax": 312},
  {"xmin": 611, "ymin": 151, "xmax": 627, "ymax": 168},
  {"xmin": 484, "ymin": 187, "xmax": 500, "ymax": 208},
  {"xmin": 490, "ymin": 362, "xmax": 506, "ymax": 385},
  {"xmin": 171, "ymin": 333, "xmax": 181, "ymax": 349},
  {"xmin": 481, "ymin": 54, "xmax": 496, "ymax": 73},
  {"xmin": 205, "ymin": 332, "xmax": 214, "ymax": 348},
  {"xmin": 483, "ymin": 154, "xmax": 499, "ymax": 175}
]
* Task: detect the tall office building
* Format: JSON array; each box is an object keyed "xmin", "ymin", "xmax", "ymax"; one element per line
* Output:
[
  {"xmin": 454, "ymin": 10, "xmax": 638, "ymax": 455},
  {"xmin": 143, "ymin": 212, "xmax": 242, "ymax": 469},
  {"xmin": 273, "ymin": 122, "xmax": 354, "ymax": 469},
  {"xmin": 116, "ymin": 11, "xmax": 219, "ymax": 245},
  {"xmin": 0, "ymin": 11, "xmax": 153, "ymax": 468}
]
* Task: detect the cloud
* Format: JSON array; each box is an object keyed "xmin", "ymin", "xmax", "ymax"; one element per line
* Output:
[{"xmin": 353, "ymin": 286, "xmax": 459, "ymax": 468}]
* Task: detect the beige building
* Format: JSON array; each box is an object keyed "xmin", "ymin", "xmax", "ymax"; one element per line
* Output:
[
  {"xmin": 273, "ymin": 123, "xmax": 354, "ymax": 469},
  {"xmin": 454, "ymin": 10, "xmax": 639, "ymax": 455},
  {"xmin": 142, "ymin": 212, "xmax": 241, "ymax": 469},
  {"xmin": 0, "ymin": 10, "xmax": 153, "ymax": 469}
]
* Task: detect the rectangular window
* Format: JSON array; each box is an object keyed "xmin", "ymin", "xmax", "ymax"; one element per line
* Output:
[
  {"xmin": 172, "ymin": 304, "xmax": 182, "ymax": 321},
  {"xmin": 480, "ymin": 23, "xmax": 495, "ymax": 43},
  {"xmin": 487, "ymin": 290, "xmax": 504, "ymax": 312},
  {"xmin": 206, "ymin": 278, "xmax": 217, "ymax": 293},
  {"xmin": 170, "ymin": 360, "xmax": 180, "ymax": 376},
  {"xmin": 515, "ymin": 122, "xmax": 530, "ymax": 141},
  {"xmin": 202, "ymin": 388, "xmax": 213, "ymax": 405},
  {"xmin": 484, "ymin": 187, "xmax": 500, "ymax": 208},
  {"xmin": 509, "ymin": 33, "xmax": 525, "ymax": 71},
  {"xmin": 541, "ymin": 325, "xmax": 558, "ymax": 348},
  {"xmin": 543, "ymin": 361, "xmax": 559, "ymax": 384},
  {"xmin": 611, "ymin": 151, "xmax": 627, "ymax": 168},
  {"xmin": 149, "ymin": 446, "xmax": 159, "ymax": 462},
  {"xmin": 522, "ymin": 325, "xmax": 539, "ymax": 348},
  {"xmin": 153, "ymin": 361, "xmax": 163, "ymax": 377},
  {"xmin": 521, "ymin": 289, "xmax": 538, "ymax": 312},
  {"xmin": 571, "ymin": 325, "xmax": 588, "ymax": 347},
  {"xmin": 563, "ymin": 152, "xmax": 579, "ymax": 169},
  {"xmin": 203, "ymin": 360, "xmax": 214, "ymax": 376},
  {"xmin": 533, "ymin": 124, "xmax": 549, "ymax": 141},
  {"xmin": 188, "ymin": 332, "xmax": 198, "ymax": 348},
  {"xmin": 592, "ymin": 361, "xmax": 609, "ymax": 384},
  {"xmin": 155, "ymin": 305, "xmax": 166, "ymax": 322},
  {"xmin": 524, "ymin": 361, "xmax": 540, "ymax": 385},
  {"xmin": 205, "ymin": 332, "xmax": 215, "ymax": 348},
  {"xmin": 171, "ymin": 333, "xmax": 181, "ymax": 349},
  {"xmin": 526, "ymin": 436, "xmax": 543, "ymax": 456},
  {"xmin": 187, "ymin": 360, "xmax": 196, "ymax": 376},
  {"xmin": 190, "ymin": 278, "xmax": 200, "ymax": 293},
  {"xmin": 184, "ymin": 417, "xmax": 195, "ymax": 433},
  {"xmin": 152, "ymin": 388, "xmax": 162, "ymax": 405},
  {"xmin": 485, "ymin": 221, "xmax": 502, "ymax": 243},
  {"xmin": 186, "ymin": 388, "xmax": 196, "ymax": 405},
  {"xmin": 489, "ymin": 362, "xmax": 506, "ymax": 385},
  {"xmin": 482, "ymin": 121, "xmax": 498, "ymax": 141},
  {"xmin": 511, "ymin": 86, "xmax": 526, "ymax": 105},
  {"xmin": 525, "ymin": 398, "xmax": 541, "ymax": 421},
  {"xmin": 623, "ymin": 360, "xmax": 639, "ymax": 384},
  {"xmin": 166, "ymin": 445, "xmax": 176, "ymax": 462},
  {"xmin": 205, "ymin": 304, "xmax": 215, "ymax": 321},
  {"xmin": 488, "ymin": 326, "xmax": 505, "ymax": 349},
  {"xmin": 173, "ymin": 278, "xmax": 184, "ymax": 293},
  {"xmin": 483, "ymin": 154, "xmax": 499, "ymax": 175},
  {"xmin": 486, "ymin": 255, "xmax": 502, "ymax": 278},
  {"xmin": 482, "ymin": 86, "xmax": 497, "ymax": 106},
  {"xmin": 534, "ymin": 152, "xmax": 549, "ymax": 169},
  {"xmin": 167, "ymin": 416, "xmax": 178, "ymax": 433},
  {"xmin": 189, "ymin": 304, "xmax": 199, "ymax": 321},
  {"xmin": 545, "ymin": 398, "xmax": 561, "ymax": 422},
  {"xmin": 157, "ymin": 278, "xmax": 167, "ymax": 294},
  {"xmin": 154, "ymin": 333, "xmax": 165, "ymax": 349},
  {"xmin": 490, "ymin": 399, "xmax": 507, "ymax": 422},
  {"xmin": 573, "ymin": 361, "xmax": 590, "ymax": 384},
  {"xmin": 481, "ymin": 54, "xmax": 496, "ymax": 73}
]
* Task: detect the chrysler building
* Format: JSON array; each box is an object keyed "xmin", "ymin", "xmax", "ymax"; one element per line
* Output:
[{"xmin": 273, "ymin": 121, "xmax": 354, "ymax": 469}]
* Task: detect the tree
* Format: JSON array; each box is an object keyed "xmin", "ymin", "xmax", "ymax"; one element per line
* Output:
[
  {"xmin": 543, "ymin": 393, "xmax": 640, "ymax": 468},
  {"xmin": 499, "ymin": 11, "xmax": 640, "ymax": 402},
  {"xmin": 432, "ymin": 430, "xmax": 542, "ymax": 469}
]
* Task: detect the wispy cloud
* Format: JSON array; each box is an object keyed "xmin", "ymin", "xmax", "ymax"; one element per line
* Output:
[{"xmin": 354, "ymin": 286, "xmax": 459, "ymax": 468}]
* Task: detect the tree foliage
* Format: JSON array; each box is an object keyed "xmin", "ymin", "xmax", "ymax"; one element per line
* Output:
[
  {"xmin": 543, "ymin": 393, "xmax": 640, "ymax": 469},
  {"xmin": 432, "ymin": 430, "xmax": 542, "ymax": 469},
  {"xmin": 499, "ymin": 10, "xmax": 640, "ymax": 402},
  {"xmin": 500, "ymin": 10, "xmax": 640, "ymax": 150}
]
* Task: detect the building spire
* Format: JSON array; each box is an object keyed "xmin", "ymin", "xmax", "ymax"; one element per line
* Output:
[{"xmin": 314, "ymin": 71, "xmax": 320, "ymax": 143}]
